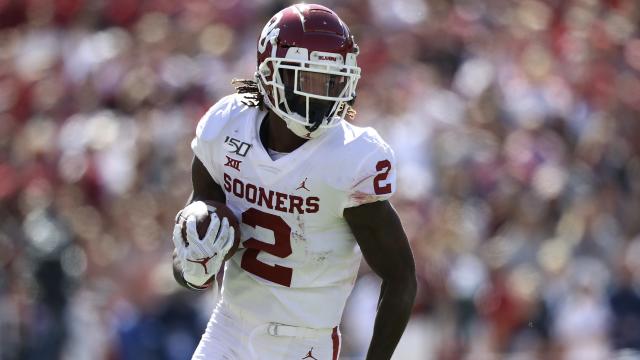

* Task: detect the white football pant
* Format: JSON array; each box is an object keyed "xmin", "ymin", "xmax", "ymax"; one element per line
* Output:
[{"xmin": 192, "ymin": 301, "xmax": 341, "ymax": 360}]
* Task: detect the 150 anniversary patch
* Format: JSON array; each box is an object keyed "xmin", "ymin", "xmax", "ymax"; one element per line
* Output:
[{"xmin": 224, "ymin": 136, "xmax": 252, "ymax": 157}]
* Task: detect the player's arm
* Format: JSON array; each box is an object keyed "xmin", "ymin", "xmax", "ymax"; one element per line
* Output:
[
  {"xmin": 344, "ymin": 200, "xmax": 416, "ymax": 360},
  {"xmin": 190, "ymin": 155, "xmax": 226, "ymax": 203},
  {"xmin": 172, "ymin": 155, "xmax": 226, "ymax": 290}
]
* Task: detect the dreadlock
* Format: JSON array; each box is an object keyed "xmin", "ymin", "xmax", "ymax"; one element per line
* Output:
[
  {"xmin": 338, "ymin": 102, "xmax": 357, "ymax": 120},
  {"xmin": 231, "ymin": 79, "xmax": 264, "ymax": 110},
  {"xmin": 231, "ymin": 78, "xmax": 357, "ymax": 120}
]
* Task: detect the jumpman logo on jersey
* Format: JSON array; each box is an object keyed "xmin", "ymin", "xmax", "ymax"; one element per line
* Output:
[
  {"xmin": 301, "ymin": 347, "xmax": 317, "ymax": 360},
  {"xmin": 296, "ymin": 177, "xmax": 310, "ymax": 191},
  {"xmin": 186, "ymin": 255, "xmax": 217, "ymax": 275}
]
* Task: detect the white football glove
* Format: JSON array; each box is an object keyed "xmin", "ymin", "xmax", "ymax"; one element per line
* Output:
[{"xmin": 172, "ymin": 202, "xmax": 235, "ymax": 289}]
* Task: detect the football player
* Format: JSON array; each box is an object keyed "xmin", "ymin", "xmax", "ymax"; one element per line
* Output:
[{"xmin": 172, "ymin": 4, "xmax": 416, "ymax": 359}]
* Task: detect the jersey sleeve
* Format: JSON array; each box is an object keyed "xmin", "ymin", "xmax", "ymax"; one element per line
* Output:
[
  {"xmin": 191, "ymin": 94, "xmax": 236, "ymax": 182},
  {"xmin": 343, "ymin": 138, "xmax": 397, "ymax": 209}
]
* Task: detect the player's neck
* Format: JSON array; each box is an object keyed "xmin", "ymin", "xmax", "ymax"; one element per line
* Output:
[{"xmin": 261, "ymin": 112, "xmax": 308, "ymax": 153}]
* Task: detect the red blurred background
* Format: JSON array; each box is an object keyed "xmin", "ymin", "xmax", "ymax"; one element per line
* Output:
[{"xmin": 1, "ymin": 0, "xmax": 640, "ymax": 359}]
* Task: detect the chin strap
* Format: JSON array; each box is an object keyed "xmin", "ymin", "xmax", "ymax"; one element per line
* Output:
[{"xmin": 306, "ymin": 119, "xmax": 323, "ymax": 132}]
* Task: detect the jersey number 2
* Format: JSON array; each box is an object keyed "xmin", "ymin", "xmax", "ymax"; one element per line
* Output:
[
  {"xmin": 373, "ymin": 159, "xmax": 392, "ymax": 195},
  {"xmin": 240, "ymin": 208, "xmax": 293, "ymax": 287}
]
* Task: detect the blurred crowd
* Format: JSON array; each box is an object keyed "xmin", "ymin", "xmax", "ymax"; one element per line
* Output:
[{"xmin": 1, "ymin": 0, "xmax": 639, "ymax": 359}]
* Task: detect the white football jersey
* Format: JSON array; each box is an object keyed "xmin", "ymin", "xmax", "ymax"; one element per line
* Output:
[{"xmin": 191, "ymin": 94, "xmax": 396, "ymax": 329}]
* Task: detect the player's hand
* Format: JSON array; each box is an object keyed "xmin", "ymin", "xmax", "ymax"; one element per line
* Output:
[{"xmin": 172, "ymin": 203, "xmax": 235, "ymax": 288}]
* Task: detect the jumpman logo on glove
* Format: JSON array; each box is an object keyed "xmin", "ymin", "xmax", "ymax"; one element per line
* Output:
[{"xmin": 186, "ymin": 254, "xmax": 217, "ymax": 275}]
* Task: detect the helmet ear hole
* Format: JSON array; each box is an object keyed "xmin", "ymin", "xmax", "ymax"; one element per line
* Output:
[{"xmin": 259, "ymin": 62, "xmax": 271, "ymax": 77}]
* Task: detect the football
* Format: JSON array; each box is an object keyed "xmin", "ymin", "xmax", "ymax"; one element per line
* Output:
[{"xmin": 176, "ymin": 200, "xmax": 241, "ymax": 261}]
